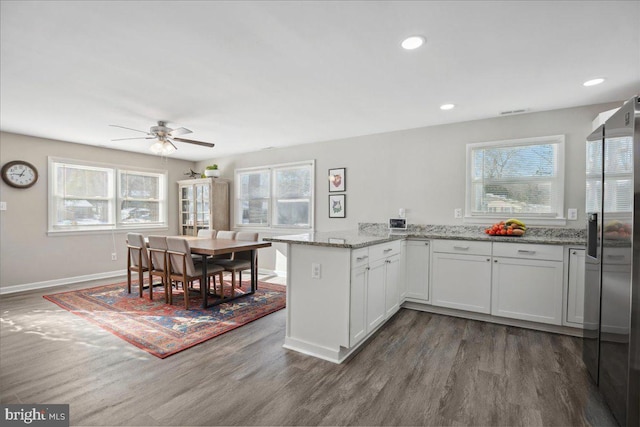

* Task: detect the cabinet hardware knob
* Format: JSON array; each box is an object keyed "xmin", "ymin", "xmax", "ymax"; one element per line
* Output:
[
  {"xmin": 425, "ymin": 243, "xmax": 429, "ymax": 246},
  {"xmin": 366, "ymin": 267, "xmax": 370, "ymax": 271},
  {"xmin": 572, "ymin": 251, "xmax": 576, "ymax": 255},
  {"xmin": 494, "ymin": 259, "xmax": 498, "ymax": 263},
  {"xmin": 487, "ymin": 258, "xmax": 490, "ymax": 262}
]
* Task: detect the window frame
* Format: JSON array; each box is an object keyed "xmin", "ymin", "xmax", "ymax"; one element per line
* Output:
[
  {"xmin": 48, "ymin": 157, "xmax": 169, "ymax": 235},
  {"xmin": 464, "ymin": 135, "xmax": 566, "ymax": 225},
  {"xmin": 235, "ymin": 160, "xmax": 315, "ymax": 230}
]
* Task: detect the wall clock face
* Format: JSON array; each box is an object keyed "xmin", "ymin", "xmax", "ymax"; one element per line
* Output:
[{"xmin": 1, "ymin": 161, "xmax": 39, "ymax": 189}]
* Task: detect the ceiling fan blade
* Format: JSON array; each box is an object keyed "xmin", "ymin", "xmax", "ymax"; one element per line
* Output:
[
  {"xmin": 108, "ymin": 124, "xmax": 150, "ymax": 135},
  {"xmin": 169, "ymin": 127, "xmax": 192, "ymax": 136},
  {"xmin": 111, "ymin": 136, "xmax": 155, "ymax": 141},
  {"xmin": 173, "ymin": 137, "xmax": 215, "ymax": 148}
]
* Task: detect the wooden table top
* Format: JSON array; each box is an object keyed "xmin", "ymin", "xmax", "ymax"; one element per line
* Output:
[{"xmin": 182, "ymin": 236, "xmax": 272, "ymax": 256}]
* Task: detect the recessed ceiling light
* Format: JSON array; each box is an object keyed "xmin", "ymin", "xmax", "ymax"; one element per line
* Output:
[
  {"xmin": 440, "ymin": 104, "xmax": 455, "ymax": 110},
  {"xmin": 583, "ymin": 78, "xmax": 605, "ymax": 87},
  {"xmin": 401, "ymin": 36, "xmax": 425, "ymax": 50}
]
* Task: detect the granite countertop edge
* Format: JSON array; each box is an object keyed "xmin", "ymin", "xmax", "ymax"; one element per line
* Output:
[{"xmin": 264, "ymin": 228, "xmax": 586, "ymax": 248}]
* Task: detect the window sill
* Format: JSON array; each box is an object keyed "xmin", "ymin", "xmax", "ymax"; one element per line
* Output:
[
  {"xmin": 463, "ymin": 216, "xmax": 568, "ymax": 227},
  {"xmin": 47, "ymin": 226, "xmax": 170, "ymax": 237}
]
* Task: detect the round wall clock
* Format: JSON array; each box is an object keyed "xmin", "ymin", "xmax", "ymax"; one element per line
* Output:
[{"xmin": 1, "ymin": 160, "xmax": 39, "ymax": 189}]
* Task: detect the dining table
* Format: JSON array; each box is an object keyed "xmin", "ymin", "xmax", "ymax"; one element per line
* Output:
[{"xmin": 181, "ymin": 236, "xmax": 272, "ymax": 308}]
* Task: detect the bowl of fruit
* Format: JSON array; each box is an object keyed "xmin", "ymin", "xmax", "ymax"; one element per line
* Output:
[{"xmin": 485, "ymin": 219, "xmax": 526, "ymax": 236}]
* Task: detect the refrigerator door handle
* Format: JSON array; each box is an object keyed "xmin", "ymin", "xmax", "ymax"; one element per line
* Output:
[{"xmin": 587, "ymin": 212, "xmax": 598, "ymax": 259}]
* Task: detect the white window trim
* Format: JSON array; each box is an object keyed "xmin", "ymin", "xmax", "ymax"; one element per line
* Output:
[
  {"xmin": 464, "ymin": 135, "xmax": 566, "ymax": 226},
  {"xmin": 47, "ymin": 157, "xmax": 169, "ymax": 235},
  {"xmin": 235, "ymin": 160, "xmax": 315, "ymax": 230}
]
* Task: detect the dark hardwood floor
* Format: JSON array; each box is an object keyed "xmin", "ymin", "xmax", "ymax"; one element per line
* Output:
[{"xmin": 1, "ymin": 278, "xmax": 617, "ymax": 426}]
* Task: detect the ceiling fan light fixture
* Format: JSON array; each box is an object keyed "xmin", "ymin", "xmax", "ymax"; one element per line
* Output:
[{"xmin": 149, "ymin": 139, "xmax": 176, "ymax": 155}]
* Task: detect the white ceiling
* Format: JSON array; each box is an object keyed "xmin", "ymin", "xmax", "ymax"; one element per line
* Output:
[{"xmin": 1, "ymin": 1, "xmax": 639, "ymax": 162}]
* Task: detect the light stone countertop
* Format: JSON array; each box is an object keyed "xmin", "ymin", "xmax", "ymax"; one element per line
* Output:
[{"xmin": 264, "ymin": 223, "xmax": 587, "ymax": 248}]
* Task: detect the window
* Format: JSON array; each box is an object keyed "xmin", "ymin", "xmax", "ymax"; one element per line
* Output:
[
  {"xmin": 236, "ymin": 161, "xmax": 314, "ymax": 228},
  {"xmin": 49, "ymin": 158, "xmax": 168, "ymax": 233},
  {"xmin": 465, "ymin": 135, "xmax": 565, "ymax": 223}
]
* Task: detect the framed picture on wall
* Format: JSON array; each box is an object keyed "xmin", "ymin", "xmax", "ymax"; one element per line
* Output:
[
  {"xmin": 328, "ymin": 168, "xmax": 346, "ymax": 192},
  {"xmin": 329, "ymin": 194, "xmax": 346, "ymax": 218}
]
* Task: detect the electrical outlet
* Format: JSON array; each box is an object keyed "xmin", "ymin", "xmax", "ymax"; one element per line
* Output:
[
  {"xmin": 311, "ymin": 263, "xmax": 321, "ymax": 279},
  {"xmin": 111, "ymin": 253, "xmax": 117, "ymax": 261},
  {"xmin": 568, "ymin": 208, "xmax": 578, "ymax": 221},
  {"xmin": 454, "ymin": 208, "xmax": 462, "ymax": 219}
]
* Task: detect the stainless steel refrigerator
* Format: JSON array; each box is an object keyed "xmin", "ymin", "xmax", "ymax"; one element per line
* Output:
[{"xmin": 584, "ymin": 95, "xmax": 639, "ymax": 427}]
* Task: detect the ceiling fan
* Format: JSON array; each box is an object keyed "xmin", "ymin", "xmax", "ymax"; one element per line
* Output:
[{"xmin": 109, "ymin": 121, "xmax": 215, "ymax": 155}]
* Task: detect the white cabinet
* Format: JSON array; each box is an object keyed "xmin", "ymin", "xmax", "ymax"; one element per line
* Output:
[
  {"xmin": 367, "ymin": 258, "xmax": 387, "ymax": 331},
  {"xmin": 431, "ymin": 240, "xmax": 492, "ymax": 314},
  {"xmin": 177, "ymin": 178, "xmax": 230, "ymax": 236},
  {"xmin": 566, "ymin": 248, "xmax": 586, "ymax": 325},
  {"xmin": 348, "ymin": 241, "xmax": 401, "ymax": 347},
  {"xmin": 405, "ymin": 240, "xmax": 430, "ymax": 302},
  {"xmin": 491, "ymin": 243, "xmax": 564, "ymax": 325},
  {"xmin": 349, "ymin": 265, "xmax": 367, "ymax": 345},
  {"xmin": 384, "ymin": 254, "xmax": 401, "ymax": 317}
]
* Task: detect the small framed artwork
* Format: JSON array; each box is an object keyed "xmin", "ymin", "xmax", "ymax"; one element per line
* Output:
[
  {"xmin": 328, "ymin": 167, "xmax": 346, "ymax": 192},
  {"xmin": 329, "ymin": 194, "xmax": 346, "ymax": 218}
]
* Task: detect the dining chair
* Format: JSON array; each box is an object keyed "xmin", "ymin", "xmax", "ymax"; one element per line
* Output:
[
  {"xmin": 166, "ymin": 237, "xmax": 224, "ymax": 309},
  {"xmin": 215, "ymin": 230, "xmax": 236, "ymax": 240},
  {"xmin": 214, "ymin": 232, "xmax": 259, "ymax": 296},
  {"xmin": 197, "ymin": 229, "xmax": 217, "ymax": 239},
  {"xmin": 193, "ymin": 229, "xmax": 217, "ymax": 262},
  {"xmin": 127, "ymin": 233, "xmax": 149, "ymax": 298},
  {"xmin": 147, "ymin": 235, "xmax": 170, "ymax": 303}
]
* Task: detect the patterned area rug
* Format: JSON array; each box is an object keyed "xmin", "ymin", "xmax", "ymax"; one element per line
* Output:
[{"xmin": 44, "ymin": 280, "xmax": 286, "ymax": 358}]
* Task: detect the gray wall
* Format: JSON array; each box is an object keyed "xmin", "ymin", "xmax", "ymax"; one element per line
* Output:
[
  {"xmin": 197, "ymin": 102, "xmax": 622, "ymax": 231},
  {"xmin": 0, "ymin": 132, "xmax": 193, "ymax": 290},
  {"xmin": 0, "ymin": 100, "xmax": 622, "ymax": 290}
]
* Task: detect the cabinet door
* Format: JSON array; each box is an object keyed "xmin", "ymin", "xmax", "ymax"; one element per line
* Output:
[
  {"xmin": 491, "ymin": 257, "xmax": 563, "ymax": 325},
  {"xmin": 385, "ymin": 254, "xmax": 401, "ymax": 318},
  {"xmin": 349, "ymin": 265, "xmax": 368, "ymax": 347},
  {"xmin": 431, "ymin": 253, "xmax": 492, "ymax": 313},
  {"xmin": 367, "ymin": 259, "xmax": 387, "ymax": 332},
  {"xmin": 566, "ymin": 249, "xmax": 586, "ymax": 325},
  {"xmin": 405, "ymin": 241, "xmax": 430, "ymax": 302}
]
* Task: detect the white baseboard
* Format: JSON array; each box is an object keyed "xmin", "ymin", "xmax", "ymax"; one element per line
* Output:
[
  {"xmin": 1, "ymin": 268, "xmax": 280, "ymax": 295},
  {"xmin": 0, "ymin": 270, "xmax": 127, "ymax": 295}
]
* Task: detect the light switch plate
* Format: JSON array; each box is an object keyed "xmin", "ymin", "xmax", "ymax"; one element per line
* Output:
[
  {"xmin": 0, "ymin": 202, "xmax": 6, "ymax": 211},
  {"xmin": 568, "ymin": 208, "xmax": 578, "ymax": 220}
]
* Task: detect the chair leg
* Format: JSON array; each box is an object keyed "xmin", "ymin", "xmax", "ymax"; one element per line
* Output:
[
  {"xmin": 219, "ymin": 273, "xmax": 224, "ymax": 298},
  {"xmin": 149, "ymin": 272, "xmax": 153, "ymax": 301},
  {"xmin": 127, "ymin": 269, "xmax": 132, "ymax": 294},
  {"xmin": 239, "ymin": 270, "xmax": 242, "ymax": 288},
  {"xmin": 138, "ymin": 268, "xmax": 143, "ymax": 298},
  {"xmin": 231, "ymin": 271, "xmax": 236, "ymax": 298}
]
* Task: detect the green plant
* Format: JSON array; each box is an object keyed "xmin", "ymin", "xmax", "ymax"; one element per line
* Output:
[{"xmin": 206, "ymin": 164, "xmax": 219, "ymax": 170}]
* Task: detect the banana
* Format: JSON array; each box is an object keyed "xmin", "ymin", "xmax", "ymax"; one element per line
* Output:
[{"xmin": 506, "ymin": 218, "xmax": 526, "ymax": 228}]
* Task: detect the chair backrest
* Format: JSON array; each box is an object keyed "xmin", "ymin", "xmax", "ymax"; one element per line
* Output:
[
  {"xmin": 235, "ymin": 232, "xmax": 259, "ymax": 242},
  {"xmin": 127, "ymin": 233, "xmax": 149, "ymax": 268},
  {"xmin": 148, "ymin": 235, "xmax": 168, "ymax": 271},
  {"xmin": 166, "ymin": 237, "xmax": 197, "ymax": 277},
  {"xmin": 234, "ymin": 232, "xmax": 259, "ymax": 260},
  {"xmin": 216, "ymin": 231, "xmax": 236, "ymax": 240},
  {"xmin": 197, "ymin": 229, "xmax": 217, "ymax": 239}
]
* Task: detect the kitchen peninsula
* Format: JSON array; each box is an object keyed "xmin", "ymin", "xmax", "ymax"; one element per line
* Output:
[{"xmin": 266, "ymin": 224, "xmax": 586, "ymax": 363}]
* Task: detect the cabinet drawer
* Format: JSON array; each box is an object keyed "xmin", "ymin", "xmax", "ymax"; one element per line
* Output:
[
  {"xmin": 369, "ymin": 241, "xmax": 401, "ymax": 261},
  {"xmin": 492, "ymin": 242, "xmax": 563, "ymax": 261},
  {"xmin": 432, "ymin": 239, "xmax": 491, "ymax": 256},
  {"xmin": 351, "ymin": 247, "xmax": 370, "ymax": 268}
]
